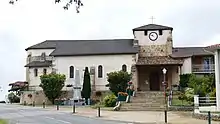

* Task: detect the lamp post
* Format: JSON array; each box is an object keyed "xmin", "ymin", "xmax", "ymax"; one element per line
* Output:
[{"xmin": 162, "ymin": 68, "xmax": 167, "ymax": 123}]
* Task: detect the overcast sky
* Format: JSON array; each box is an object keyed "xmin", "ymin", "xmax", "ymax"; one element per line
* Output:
[{"xmin": 0, "ymin": 0, "xmax": 220, "ymax": 100}]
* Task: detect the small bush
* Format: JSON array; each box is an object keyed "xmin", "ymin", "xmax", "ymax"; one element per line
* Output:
[
  {"xmin": 103, "ymin": 94, "xmax": 117, "ymax": 107},
  {"xmin": 184, "ymin": 88, "xmax": 194, "ymax": 102}
]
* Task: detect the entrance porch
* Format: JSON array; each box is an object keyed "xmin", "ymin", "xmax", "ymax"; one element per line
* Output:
[
  {"xmin": 136, "ymin": 65, "xmax": 180, "ymax": 91},
  {"xmin": 132, "ymin": 56, "xmax": 183, "ymax": 91}
]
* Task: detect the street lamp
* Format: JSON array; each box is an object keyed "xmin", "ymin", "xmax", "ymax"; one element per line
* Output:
[{"xmin": 162, "ymin": 68, "xmax": 167, "ymax": 123}]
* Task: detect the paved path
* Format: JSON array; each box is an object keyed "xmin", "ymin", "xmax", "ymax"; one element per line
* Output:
[{"xmin": 0, "ymin": 104, "xmax": 129, "ymax": 124}]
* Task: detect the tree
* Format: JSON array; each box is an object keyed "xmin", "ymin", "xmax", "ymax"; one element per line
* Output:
[
  {"xmin": 179, "ymin": 74, "xmax": 191, "ymax": 89},
  {"xmin": 188, "ymin": 74, "xmax": 215, "ymax": 96},
  {"xmin": 40, "ymin": 73, "xmax": 66, "ymax": 104},
  {"xmin": 106, "ymin": 71, "xmax": 131, "ymax": 96},
  {"xmin": 9, "ymin": 0, "xmax": 83, "ymax": 13},
  {"xmin": 8, "ymin": 92, "xmax": 20, "ymax": 103},
  {"xmin": 82, "ymin": 67, "xmax": 91, "ymax": 103}
]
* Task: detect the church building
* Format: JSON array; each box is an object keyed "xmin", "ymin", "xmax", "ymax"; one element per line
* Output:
[{"xmin": 22, "ymin": 24, "xmax": 215, "ymax": 104}]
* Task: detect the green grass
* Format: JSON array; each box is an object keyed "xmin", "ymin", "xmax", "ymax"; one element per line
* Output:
[
  {"xmin": 171, "ymin": 98, "xmax": 193, "ymax": 106},
  {"xmin": 0, "ymin": 119, "xmax": 7, "ymax": 124}
]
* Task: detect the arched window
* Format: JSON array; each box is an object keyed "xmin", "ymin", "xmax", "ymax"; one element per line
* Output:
[
  {"xmin": 69, "ymin": 66, "xmax": 74, "ymax": 78},
  {"xmin": 34, "ymin": 68, "xmax": 38, "ymax": 77},
  {"xmin": 98, "ymin": 65, "xmax": 103, "ymax": 78},
  {"xmin": 43, "ymin": 69, "xmax": 47, "ymax": 75},
  {"xmin": 122, "ymin": 64, "xmax": 127, "ymax": 72}
]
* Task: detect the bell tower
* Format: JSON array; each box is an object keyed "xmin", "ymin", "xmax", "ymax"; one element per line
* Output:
[{"xmin": 132, "ymin": 24, "xmax": 173, "ymax": 57}]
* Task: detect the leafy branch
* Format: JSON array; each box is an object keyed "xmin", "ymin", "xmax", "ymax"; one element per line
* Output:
[{"xmin": 9, "ymin": 0, "xmax": 83, "ymax": 13}]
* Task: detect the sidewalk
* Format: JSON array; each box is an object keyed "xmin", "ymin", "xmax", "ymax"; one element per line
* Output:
[{"xmin": 36, "ymin": 105, "xmax": 220, "ymax": 124}]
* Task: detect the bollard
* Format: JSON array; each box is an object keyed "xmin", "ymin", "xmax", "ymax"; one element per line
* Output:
[
  {"xmin": 97, "ymin": 107, "xmax": 101, "ymax": 117},
  {"xmin": 164, "ymin": 110, "xmax": 167, "ymax": 123},
  {"xmin": 24, "ymin": 101, "xmax": 26, "ymax": 106},
  {"xmin": 43, "ymin": 102, "xmax": 45, "ymax": 108},
  {"xmin": 33, "ymin": 101, "xmax": 35, "ymax": 107},
  {"xmin": 73, "ymin": 104, "xmax": 76, "ymax": 113},
  {"xmin": 57, "ymin": 105, "xmax": 59, "ymax": 110},
  {"xmin": 208, "ymin": 111, "xmax": 211, "ymax": 124}
]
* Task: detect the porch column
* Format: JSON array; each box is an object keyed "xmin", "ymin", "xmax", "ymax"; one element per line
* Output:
[
  {"xmin": 215, "ymin": 49, "xmax": 220, "ymax": 110},
  {"xmin": 131, "ymin": 65, "xmax": 138, "ymax": 91}
]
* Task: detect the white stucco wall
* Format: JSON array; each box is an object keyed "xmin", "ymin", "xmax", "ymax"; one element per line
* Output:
[
  {"xmin": 27, "ymin": 49, "xmax": 55, "ymax": 56},
  {"xmin": 54, "ymin": 54, "xmax": 135, "ymax": 91},
  {"xmin": 134, "ymin": 30, "xmax": 172, "ymax": 46},
  {"xmin": 181, "ymin": 57, "xmax": 192, "ymax": 74},
  {"xmin": 28, "ymin": 67, "xmax": 52, "ymax": 90}
]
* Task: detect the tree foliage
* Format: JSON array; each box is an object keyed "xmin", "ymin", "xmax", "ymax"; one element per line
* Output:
[
  {"xmin": 9, "ymin": 0, "xmax": 83, "ymax": 13},
  {"xmin": 188, "ymin": 74, "xmax": 215, "ymax": 96},
  {"xmin": 8, "ymin": 92, "xmax": 20, "ymax": 103},
  {"xmin": 82, "ymin": 67, "xmax": 91, "ymax": 100},
  {"xmin": 179, "ymin": 74, "xmax": 191, "ymax": 88},
  {"xmin": 40, "ymin": 73, "xmax": 66, "ymax": 104},
  {"xmin": 106, "ymin": 71, "xmax": 131, "ymax": 96}
]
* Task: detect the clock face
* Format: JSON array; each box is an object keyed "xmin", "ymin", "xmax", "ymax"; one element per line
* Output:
[{"xmin": 149, "ymin": 32, "xmax": 158, "ymax": 41}]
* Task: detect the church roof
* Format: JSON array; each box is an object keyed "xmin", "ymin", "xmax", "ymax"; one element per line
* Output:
[
  {"xmin": 171, "ymin": 47, "xmax": 212, "ymax": 58},
  {"xmin": 24, "ymin": 61, "xmax": 52, "ymax": 67},
  {"xmin": 133, "ymin": 24, "xmax": 173, "ymax": 31},
  {"xmin": 26, "ymin": 39, "xmax": 138, "ymax": 56}
]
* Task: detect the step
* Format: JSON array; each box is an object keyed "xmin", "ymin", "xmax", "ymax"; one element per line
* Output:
[
  {"xmin": 123, "ymin": 102, "xmax": 165, "ymax": 106},
  {"xmin": 130, "ymin": 99, "xmax": 165, "ymax": 103}
]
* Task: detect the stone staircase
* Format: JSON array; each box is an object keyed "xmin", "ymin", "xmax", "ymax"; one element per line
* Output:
[{"xmin": 120, "ymin": 91, "xmax": 166, "ymax": 111}]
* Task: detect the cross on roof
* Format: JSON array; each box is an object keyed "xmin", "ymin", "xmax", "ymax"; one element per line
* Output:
[{"xmin": 149, "ymin": 16, "xmax": 155, "ymax": 24}]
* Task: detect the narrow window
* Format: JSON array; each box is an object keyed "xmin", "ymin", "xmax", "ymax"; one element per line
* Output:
[
  {"xmin": 34, "ymin": 68, "xmax": 38, "ymax": 77},
  {"xmin": 159, "ymin": 30, "xmax": 163, "ymax": 35},
  {"xmin": 144, "ymin": 31, "xmax": 148, "ymax": 36},
  {"xmin": 98, "ymin": 65, "xmax": 103, "ymax": 78},
  {"xmin": 122, "ymin": 64, "xmax": 127, "ymax": 72},
  {"xmin": 43, "ymin": 69, "xmax": 47, "ymax": 75},
  {"xmin": 69, "ymin": 66, "xmax": 74, "ymax": 78}
]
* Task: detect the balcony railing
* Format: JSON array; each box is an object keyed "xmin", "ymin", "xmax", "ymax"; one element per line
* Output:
[
  {"xmin": 192, "ymin": 64, "xmax": 215, "ymax": 73},
  {"xmin": 29, "ymin": 56, "xmax": 54, "ymax": 62}
]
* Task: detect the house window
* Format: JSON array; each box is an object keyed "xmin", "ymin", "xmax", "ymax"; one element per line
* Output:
[
  {"xmin": 69, "ymin": 66, "xmax": 74, "ymax": 78},
  {"xmin": 122, "ymin": 64, "xmax": 127, "ymax": 72},
  {"xmin": 34, "ymin": 68, "xmax": 38, "ymax": 77},
  {"xmin": 144, "ymin": 31, "xmax": 148, "ymax": 36},
  {"xmin": 98, "ymin": 65, "xmax": 103, "ymax": 78},
  {"xmin": 159, "ymin": 30, "xmax": 163, "ymax": 35},
  {"xmin": 43, "ymin": 69, "xmax": 47, "ymax": 75}
]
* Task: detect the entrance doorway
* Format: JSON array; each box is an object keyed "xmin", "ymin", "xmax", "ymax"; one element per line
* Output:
[{"xmin": 149, "ymin": 71, "xmax": 160, "ymax": 91}]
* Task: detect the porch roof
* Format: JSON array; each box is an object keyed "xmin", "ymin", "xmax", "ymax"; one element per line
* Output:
[{"xmin": 136, "ymin": 56, "xmax": 183, "ymax": 65}]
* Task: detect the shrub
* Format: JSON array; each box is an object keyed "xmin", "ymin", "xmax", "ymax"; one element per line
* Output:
[
  {"xmin": 184, "ymin": 88, "xmax": 194, "ymax": 102},
  {"xmin": 8, "ymin": 92, "xmax": 20, "ymax": 103},
  {"xmin": 106, "ymin": 71, "xmax": 131, "ymax": 96},
  {"xmin": 103, "ymin": 94, "xmax": 117, "ymax": 107},
  {"xmin": 188, "ymin": 74, "xmax": 215, "ymax": 96},
  {"xmin": 209, "ymin": 88, "xmax": 216, "ymax": 97}
]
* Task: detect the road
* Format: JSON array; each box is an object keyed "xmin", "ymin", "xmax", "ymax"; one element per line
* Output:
[{"xmin": 0, "ymin": 104, "xmax": 131, "ymax": 124}]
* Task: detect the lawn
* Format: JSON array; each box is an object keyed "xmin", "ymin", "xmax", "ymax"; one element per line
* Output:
[
  {"xmin": 171, "ymin": 97, "xmax": 193, "ymax": 106},
  {"xmin": 0, "ymin": 119, "xmax": 7, "ymax": 124}
]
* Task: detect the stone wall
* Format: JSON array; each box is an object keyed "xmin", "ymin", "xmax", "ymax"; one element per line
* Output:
[
  {"xmin": 138, "ymin": 32, "xmax": 173, "ymax": 57},
  {"xmin": 20, "ymin": 90, "xmax": 73, "ymax": 105}
]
